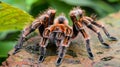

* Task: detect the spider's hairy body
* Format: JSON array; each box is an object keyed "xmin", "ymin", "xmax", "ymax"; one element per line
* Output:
[{"xmin": 13, "ymin": 7, "xmax": 117, "ymax": 66}]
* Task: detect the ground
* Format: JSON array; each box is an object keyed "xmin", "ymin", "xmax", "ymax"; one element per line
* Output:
[{"xmin": 1, "ymin": 12, "xmax": 120, "ymax": 67}]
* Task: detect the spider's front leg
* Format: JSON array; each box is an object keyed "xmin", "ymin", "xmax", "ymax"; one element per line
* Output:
[
  {"xmin": 70, "ymin": 15, "xmax": 94, "ymax": 59},
  {"xmin": 34, "ymin": 9, "xmax": 56, "ymax": 51},
  {"xmin": 56, "ymin": 31, "xmax": 72, "ymax": 66},
  {"xmin": 39, "ymin": 28, "xmax": 52, "ymax": 63},
  {"xmin": 55, "ymin": 32, "xmax": 63, "ymax": 47},
  {"xmin": 38, "ymin": 9, "xmax": 56, "ymax": 36}
]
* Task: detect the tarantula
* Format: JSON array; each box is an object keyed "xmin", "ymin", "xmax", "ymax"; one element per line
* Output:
[{"xmin": 13, "ymin": 7, "xmax": 117, "ymax": 66}]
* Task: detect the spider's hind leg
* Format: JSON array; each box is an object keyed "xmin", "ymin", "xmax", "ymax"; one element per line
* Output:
[
  {"xmin": 97, "ymin": 32, "xmax": 110, "ymax": 48},
  {"xmin": 92, "ymin": 21, "xmax": 117, "ymax": 41},
  {"xmin": 85, "ymin": 21, "xmax": 110, "ymax": 48}
]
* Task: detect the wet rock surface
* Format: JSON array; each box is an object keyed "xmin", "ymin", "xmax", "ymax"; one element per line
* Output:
[{"xmin": 1, "ymin": 12, "xmax": 120, "ymax": 67}]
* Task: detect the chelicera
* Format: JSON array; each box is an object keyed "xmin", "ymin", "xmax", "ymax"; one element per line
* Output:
[{"xmin": 13, "ymin": 7, "xmax": 117, "ymax": 66}]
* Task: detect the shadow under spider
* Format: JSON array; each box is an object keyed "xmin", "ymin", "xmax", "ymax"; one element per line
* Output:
[{"xmin": 25, "ymin": 42, "xmax": 77, "ymax": 57}]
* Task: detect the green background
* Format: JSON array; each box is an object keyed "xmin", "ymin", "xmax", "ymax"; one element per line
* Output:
[{"xmin": 0, "ymin": 0, "xmax": 120, "ymax": 65}]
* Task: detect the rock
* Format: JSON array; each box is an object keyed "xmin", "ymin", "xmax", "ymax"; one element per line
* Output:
[{"xmin": 1, "ymin": 12, "xmax": 120, "ymax": 67}]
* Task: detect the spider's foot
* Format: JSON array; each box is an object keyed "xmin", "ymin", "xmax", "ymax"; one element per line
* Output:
[
  {"xmin": 102, "ymin": 43, "xmax": 110, "ymax": 48},
  {"xmin": 13, "ymin": 45, "xmax": 22, "ymax": 55},
  {"xmin": 88, "ymin": 52, "xmax": 94, "ymax": 60},
  {"xmin": 109, "ymin": 36, "xmax": 117, "ymax": 41},
  {"xmin": 38, "ymin": 55, "xmax": 45, "ymax": 63},
  {"xmin": 55, "ymin": 57, "xmax": 63, "ymax": 66},
  {"xmin": 13, "ymin": 48, "xmax": 21, "ymax": 55}
]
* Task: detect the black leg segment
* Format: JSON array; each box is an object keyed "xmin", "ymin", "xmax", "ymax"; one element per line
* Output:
[
  {"xmin": 39, "ymin": 47, "xmax": 46, "ymax": 63},
  {"xmin": 102, "ymin": 27, "xmax": 117, "ymax": 41},
  {"xmin": 86, "ymin": 39, "xmax": 94, "ymax": 59},
  {"xmin": 56, "ymin": 46, "xmax": 67, "ymax": 66}
]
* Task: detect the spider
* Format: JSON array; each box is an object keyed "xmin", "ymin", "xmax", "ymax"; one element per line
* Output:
[{"xmin": 13, "ymin": 7, "xmax": 117, "ymax": 66}]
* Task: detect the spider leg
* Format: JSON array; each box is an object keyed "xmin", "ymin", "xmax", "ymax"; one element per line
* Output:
[
  {"xmin": 56, "ymin": 46, "xmax": 67, "ymax": 66},
  {"xmin": 55, "ymin": 32, "xmax": 63, "ymax": 47},
  {"xmin": 55, "ymin": 36, "xmax": 71, "ymax": 66},
  {"xmin": 33, "ymin": 15, "xmax": 50, "ymax": 51},
  {"xmin": 71, "ymin": 24, "xmax": 79, "ymax": 38},
  {"xmin": 13, "ymin": 15, "xmax": 49, "ymax": 55},
  {"xmin": 38, "ymin": 9, "xmax": 56, "ymax": 37},
  {"xmin": 80, "ymin": 29, "xmax": 94, "ymax": 59},
  {"xmin": 55, "ymin": 26, "xmax": 73, "ymax": 66},
  {"xmin": 39, "ymin": 28, "xmax": 52, "ymax": 63},
  {"xmin": 83, "ymin": 19, "xmax": 110, "ymax": 48},
  {"xmin": 70, "ymin": 15, "xmax": 94, "ymax": 59},
  {"xmin": 70, "ymin": 14, "xmax": 79, "ymax": 38},
  {"xmin": 91, "ymin": 21, "xmax": 117, "ymax": 41},
  {"xmin": 56, "ymin": 40, "xmax": 61, "ymax": 47},
  {"xmin": 38, "ymin": 43, "xmax": 46, "ymax": 63},
  {"xmin": 13, "ymin": 25, "xmax": 36, "ymax": 54},
  {"xmin": 48, "ymin": 9, "xmax": 56, "ymax": 25}
]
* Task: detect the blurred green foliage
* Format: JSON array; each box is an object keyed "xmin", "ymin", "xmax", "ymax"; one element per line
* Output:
[
  {"xmin": 0, "ymin": 0, "xmax": 120, "ymax": 65},
  {"xmin": 0, "ymin": 2, "xmax": 34, "ymax": 31}
]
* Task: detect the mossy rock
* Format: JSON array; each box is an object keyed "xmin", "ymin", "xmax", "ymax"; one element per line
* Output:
[{"xmin": 1, "ymin": 11, "xmax": 120, "ymax": 67}]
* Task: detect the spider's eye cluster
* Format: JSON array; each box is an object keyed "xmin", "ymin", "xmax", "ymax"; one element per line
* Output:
[
  {"xmin": 58, "ymin": 16, "xmax": 67, "ymax": 23},
  {"xmin": 54, "ymin": 16, "xmax": 68, "ymax": 25}
]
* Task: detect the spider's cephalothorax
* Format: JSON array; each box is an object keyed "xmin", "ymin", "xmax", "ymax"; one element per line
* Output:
[
  {"xmin": 70, "ymin": 7, "xmax": 117, "ymax": 59},
  {"xmin": 39, "ymin": 15, "xmax": 72, "ymax": 65},
  {"xmin": 13, "ymin": 7, "xmax": 117, "ymax": 66}
]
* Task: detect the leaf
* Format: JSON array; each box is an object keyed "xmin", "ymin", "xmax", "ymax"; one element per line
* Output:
[
  {"xmin": 0, "ymin": 2, "xmax": 34, "ymax": 31},
  {"xmin": 0, "ymin": 41, "xmax": 16, "ymax": 57},
  {"xmin": 61, "ymin": 0, "xmax": 116, "ymax": 17},
  {"xmin": 25, "ymin": 0, "xmax": 38, "ymax": 11},
  {"xmin": 2, "ymin": 0, "xmax": 28, "ymax": 11},
  {"xmin": 108, "ymin": 0, "xmax": 120, "ymax": 2},
  {"xmin": 30, "ymin": 0, "xmax": 49, "ymax": 17},
  {"xmin": 0, "ymin": 30, "xmax": 20, "ymax": 41}
]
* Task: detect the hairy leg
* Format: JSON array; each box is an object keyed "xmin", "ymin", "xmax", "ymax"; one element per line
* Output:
[
  {"xmin": 79, "ymin": 29, "xmax": 94, "ymax": 59},
  {"xmin": 55, "ymin": 32, "xmax": 63, "ymax": 46},
  {"xmin": 70, "ymin": 14, "xmax": 94, "ymax": 59},
  {"xmin": 85, "ymin": 22, "xmax": 110, "ymax": 48},
  {"xmin": 91, "ymin": 21, "xmax": 117, "ymax": 41},
  {"xmin": 39, "ymin": 28, "xmax": 51, "ymax": 62},
  {"xmin": 55, "ymin": 36, "xmax": 71, "ymax": 66},
  {"xmin": 13, "ymin": 27, "xmax": 35, "ymax": 54}
]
